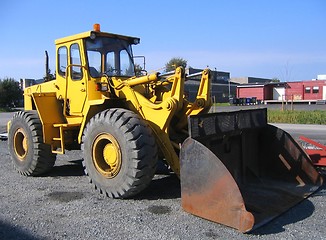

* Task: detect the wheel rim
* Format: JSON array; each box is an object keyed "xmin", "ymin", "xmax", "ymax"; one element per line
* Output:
[
  {"xmin": 13, "ymin": 128, "xmax": 28, "ymax": 161},
  {"xmin": 92, "ymin": 133, "xmax": 122, "ymax": 178}
]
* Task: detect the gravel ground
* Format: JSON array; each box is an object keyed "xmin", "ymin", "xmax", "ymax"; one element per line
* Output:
[
  {"xmin": 1, "ymin": 141, "xmax": 326, "ymax": 240},
  {"xmin": 1, "ymin": 110, "xmax": 326, "ymax": 239}
]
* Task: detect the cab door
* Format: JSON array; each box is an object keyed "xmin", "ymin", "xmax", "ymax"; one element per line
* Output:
[{"xmin": 66, "ymin": 42, "xmax": 87, "ymax": 115}]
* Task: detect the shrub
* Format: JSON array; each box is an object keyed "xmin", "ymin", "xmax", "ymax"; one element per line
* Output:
[{"xmin": 0, "ymin": 78, "xmax": 23, "ymax": 108}]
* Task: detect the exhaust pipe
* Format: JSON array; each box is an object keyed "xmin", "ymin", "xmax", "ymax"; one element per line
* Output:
[{"xmin": 45, "ymin": 50, "xmax": 49, "ymax": 82}]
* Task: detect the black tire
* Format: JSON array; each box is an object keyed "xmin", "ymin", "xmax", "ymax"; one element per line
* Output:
[
  {"xmin": 8, "ymin": 111, "xmax": 56, "ymax": 176},
  {"xmin": 82, "ymin": 108, "xmax": 158, "ymax": 198}
]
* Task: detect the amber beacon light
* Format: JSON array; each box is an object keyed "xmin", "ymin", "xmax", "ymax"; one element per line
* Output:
[{"xmin": 93, "ymin": 23, "xmax": 101, "ymax": 32}]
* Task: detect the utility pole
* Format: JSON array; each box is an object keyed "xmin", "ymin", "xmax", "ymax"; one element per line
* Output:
[{"xmin": 228, "ymin": 78, "xmax": 231, "ymax": 101}]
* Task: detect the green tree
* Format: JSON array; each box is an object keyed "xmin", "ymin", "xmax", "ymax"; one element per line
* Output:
[
  {"xmin": 134, "ymin": 63, "xmax": 145, "ymax": 76},
  {"xmin": 271, "ymin": 77, "xmax": 281, "ymax": 83},
  {"xmin": 44, "ymin": 69, "xmax": 55, "ymax": 81},
  {"xmin": 0, "ymin": 78, "xmax": 23, "ymax": 108},
  {"xmin": 165, "ymin": 57, "xmax": 187, "ymax": 72}
]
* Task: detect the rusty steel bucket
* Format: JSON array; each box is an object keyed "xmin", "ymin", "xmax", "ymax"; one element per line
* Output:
[{"xmin": 180, "ymin": 108, "xmax": 323, "ymax": 233}]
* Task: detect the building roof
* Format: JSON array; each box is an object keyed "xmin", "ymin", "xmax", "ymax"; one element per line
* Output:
[
  {"xmin": 186, "ymin": 79, "xmax": 238, "ymax": 86},
  {"xmin": 236, "ymin": 82, "xmax": 287, "ymax": 88}
]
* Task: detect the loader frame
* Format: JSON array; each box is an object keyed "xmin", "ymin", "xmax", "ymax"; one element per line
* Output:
[{"xmin": 21, "ymin": 26, "xmax": 212, "ymax": 175}]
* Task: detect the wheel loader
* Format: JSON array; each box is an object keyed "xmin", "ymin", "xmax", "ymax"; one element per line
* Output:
[{"xmin": 7, "ymin": 24, "xmax": 323, "ymax": 232}]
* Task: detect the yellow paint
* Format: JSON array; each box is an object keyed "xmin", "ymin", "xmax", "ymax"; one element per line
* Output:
[
  {"xmin": 92, "ymin": 133, "xmax": 122, "ymax": 178},
  {"xmin": 20, "ymin": 25, "xmax": 212, "ymax": 175},
  {"xmin": 13, "ymin": 128, "xmax": 28, "ymax": 161}
]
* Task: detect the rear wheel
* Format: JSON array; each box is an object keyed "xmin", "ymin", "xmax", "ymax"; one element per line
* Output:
[
  {"xmin": 8, "ymin": 111, "xmax": 56, "ymax": 176},
  {"xmin": 82, "ymin": 108, "xmax": 158, "ymax": 198}
]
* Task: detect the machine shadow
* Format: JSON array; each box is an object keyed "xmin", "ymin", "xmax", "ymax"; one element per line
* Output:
[
  {"xmin": 251, "ymin": 180, "xmax": 326, "ymax": 235},
  {"xmin": 0, "ymin": 219, "xmax": 41, "ymax": 240},
  {"xmin": 250, "ymin": 200, "xmax": 315, "ymax": 235},
  {"xmin": 45, "ymin": 159, "xmax": 85, "ymax": 177},
  {"xmin": 39, "ymin": 158, "xmax": 181, "ymax": 200},
  {"xmin": 134, "ymin": 174, "xmax": 181, "ymax": 200}
]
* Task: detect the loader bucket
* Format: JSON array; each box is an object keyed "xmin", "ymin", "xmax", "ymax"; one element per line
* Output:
[{"xmin": 180, "ymin": 108, "xmax": 323, "ymax": 233}]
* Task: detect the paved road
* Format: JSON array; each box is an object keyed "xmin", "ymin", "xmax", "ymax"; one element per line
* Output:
[
  {"xmin": 0, "ymin": 112, "xmax": 14, "ymax": 133},
  {"xmin": 211, "ymin": 104, "xmax": 326, "ymax": 112},
  {"xmin": 272, "ymin": 123, "xmax": 326, "ymax": 145}
]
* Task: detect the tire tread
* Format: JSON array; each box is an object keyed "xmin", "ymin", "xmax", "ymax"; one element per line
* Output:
[
  {"xmin": 82, "ymin": 108, "xmax": 158, "ymax": 198},
  {"xmin": 8, "ymin": 111, "xmax": 56, "ymax": 176}
]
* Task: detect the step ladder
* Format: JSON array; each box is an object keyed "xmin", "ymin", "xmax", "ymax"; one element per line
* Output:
[{"xmin": 52, "ymin": 123, "xmax": 80, "ymax": 154}]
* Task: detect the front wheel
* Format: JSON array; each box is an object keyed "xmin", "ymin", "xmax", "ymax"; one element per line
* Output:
[
  {"xmin": 82, "ymin": 108, "xmax": 158, "ymax": 198},
  {"xmin": 8, "ymin": 111, "xmax": 56, "ymax": 176}
]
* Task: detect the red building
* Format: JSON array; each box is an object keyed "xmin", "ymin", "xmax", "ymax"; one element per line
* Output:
[
  {"xmin": 286, "ymin": 81, "xmax": 325, "ymax": 100},
  {"xmin": 236, "ymin": 80, "xmax": 326, "ymax": 103},
  {"xmin": 237, "ymin": 83, "xmax": 285, "ymax": 101}
]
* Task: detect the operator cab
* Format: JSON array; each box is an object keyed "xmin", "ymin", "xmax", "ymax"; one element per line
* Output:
[
  {"xmin": 53, "ymin": 24, "xmax": 141, "ymax": 114},
  {"xmin": 85, "ymin": 24, "xmax": 140, "ymax": 78},
  {"xmin": 55, "ymin": 24, "xmax": 140, "ymax": 79}
]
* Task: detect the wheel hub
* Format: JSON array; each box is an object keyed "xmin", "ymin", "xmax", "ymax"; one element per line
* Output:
[
  {"xmin": 103, "ymin": 143, "xmax": 118, "ymax": 166},
  {"xmin": 13, "ymin": 128, "xmax": 28, "ymax": 161},
  {"xmin": 92, "ymin": 133, "xmax": 121, "ymax": 178}
]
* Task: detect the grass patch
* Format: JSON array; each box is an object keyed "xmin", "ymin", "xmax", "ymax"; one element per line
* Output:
[
  {"xmin": 268, "ymin": 110, "xmax": 326, "ymax": 124},
  {"xmin": 212, "ymin": 103, "xmax": 230, "ymax": 107}
]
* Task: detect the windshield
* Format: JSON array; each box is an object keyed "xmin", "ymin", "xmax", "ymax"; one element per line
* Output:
[{"xmin": 85, "ymin": 37, "xmax": 135, "ymax": 77}]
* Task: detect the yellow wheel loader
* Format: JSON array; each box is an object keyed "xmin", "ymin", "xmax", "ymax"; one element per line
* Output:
[{"xmin": 7, "ymin": 24, "xmax": 323, "ymax": 232}]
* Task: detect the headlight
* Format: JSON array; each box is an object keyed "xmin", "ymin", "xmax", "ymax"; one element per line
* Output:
[{"xmin": 90, "ymin": 32, "xmax": 97, "ymax": 40}]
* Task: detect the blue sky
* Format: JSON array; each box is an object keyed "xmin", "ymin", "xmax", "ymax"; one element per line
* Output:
[{"xmin": 0, "ymin": 0, "xmax": 325, "ymax": 81}]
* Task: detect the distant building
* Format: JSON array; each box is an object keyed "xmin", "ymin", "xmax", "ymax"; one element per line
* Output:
[
  {"xmin": 317, "ymin": 74, "xmax": 326, "ymax": 80},
  {"xmin": 186, "ymin": 68, "xmax": 230, "ymax": 82},
  {"xmin": 231, "ymin": 76, "xmax": 276, "ymax": 104},
  {"xmin": 20, "ymin": 78, "xmax": 44, "ymax": 90},
  {"xmin": 236, "ymin": 82, "xmax": 286, "ymax": 102},
  {"xmin": 231, "ymin": 76, "xmax": 273, "ymax": 84},
  {"xmin": 185, "ymin": 68, "xmax": 238, "ymax": 103},
  {"xmin": 285, "ymin": 80, "xmax": 326, "ymax": 101},
  {"xmin": 236, "ymin": 79, "xmax": 326, "ymax": 103}
]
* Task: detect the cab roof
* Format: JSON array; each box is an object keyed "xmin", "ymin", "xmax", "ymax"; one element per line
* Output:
[{"xmin": 55, "ymin": 30, "xmax": 140, "ymax": 45}]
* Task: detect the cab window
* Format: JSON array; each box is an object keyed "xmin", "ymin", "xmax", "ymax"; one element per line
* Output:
[
  {"xmin": 58, "ymin": 46, "xmax": 68, "ymax": 77},
  {"xmin": 85, "ymin": 37, "xmax": 135, "ymax": 77},
  {"xmin": 120, "ymin": 49, "xmax": 134, "ymax": 76},
  {"xmin": 87, "ymin": 51, "xmax": 101, "ymax": 78},
  {"xmin": 70, "ymin": 43, "xmax": 83, "ymax": 80},
  {"xmin": 106, "ymin": 52, "xmax": 115, "ymax": 75}
]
